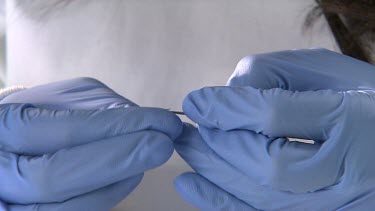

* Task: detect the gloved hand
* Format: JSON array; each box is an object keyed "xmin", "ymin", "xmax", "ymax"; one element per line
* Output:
[
  {"xmin": 0, "ymin": 77, "xmax": 182, "ymax": 211},
  {"xmin": 174, "ymin": 48, "xmax": 375, "ymax": 210}
]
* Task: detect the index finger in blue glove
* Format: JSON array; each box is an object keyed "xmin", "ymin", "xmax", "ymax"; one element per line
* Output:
[
  {"xmin": 1, "ymin": 77, "xmax": 137, "ymax": 110},
  {"xmin": 1, "ymin": 131, "xmax": 173, "ymax": 204},
  {"xmin": 7, "ymin": 174, "xmax": 143, "ymax": 211},
  {"xmin": 183, "ymin": 86, "xmax": 344, "ymax": 141},
  {"xmin": 0, "ymin": 104, "xmax": 182, "ymax": 155},
  {"xmin": 228, "ymin": 48, "xmax": 375, "ymax": 91}
]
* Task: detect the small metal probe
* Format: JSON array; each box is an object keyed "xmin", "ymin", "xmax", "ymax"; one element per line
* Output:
[{"xmin": 171, "ymin": 111, "xmax": 185, "ymax": 115}]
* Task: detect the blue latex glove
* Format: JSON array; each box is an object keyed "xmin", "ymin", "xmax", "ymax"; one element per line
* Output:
[
  {"xmin": 0, "ymin": 77, "xmax": 182, "ymax": 211},
  {"xmin": 174, "ymin": 49, "xmax": 375, "ymax": 210}
]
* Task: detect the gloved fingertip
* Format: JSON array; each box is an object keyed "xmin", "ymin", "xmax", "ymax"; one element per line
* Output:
[
  {"xmin": 174, "ymin": 172, "xmax": 198, "ymax": 188},
  {"xmin": 145, "ymin": 133, "xmax": 174, "ymax": 167},
  {"xmin": 166, "ymin": 110, "xmax": 184, "ymax": 140},
  {"xmin": 141, "ymin": 107, "xmax": 184, "ymax": 140},
  {"xmin": 173, "ymin": 123, "xmax": 199, "ymax": 146},
  {"xmin": 182, "ymin": 89, "xmax": 208, "ymax": 121},
  {"xmin": 120, "ymin": 173, "xmax": 144, "ymax": 193},
  {"xmin": 183, "ymin": 87, "xmax": 233, "ymax": 127},
  {"xmin": 174, "ymin": 172, "xmax": 200, "ymax": 204}
]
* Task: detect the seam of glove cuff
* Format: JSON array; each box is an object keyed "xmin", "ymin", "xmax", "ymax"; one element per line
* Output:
[{"xmin": 0, "ymin": 86, "xmax": 28, "ymax": 101}]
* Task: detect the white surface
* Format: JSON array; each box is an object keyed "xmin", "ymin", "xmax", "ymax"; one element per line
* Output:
[
  {"xmin": 0, "ymin": 0, "xmax": 5, "ymax": 87},
  {"xmin": 6, "ymin": 0, "xmax": 337, "ymax": 210}
]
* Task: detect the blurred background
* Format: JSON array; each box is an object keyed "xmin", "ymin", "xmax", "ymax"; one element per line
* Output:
[{"xmin": 1, "ymin": 0, "xmax": 373, "ymax": 210}]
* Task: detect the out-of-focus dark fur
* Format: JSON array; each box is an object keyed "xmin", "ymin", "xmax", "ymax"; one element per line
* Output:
[{"xmin": 305, "ymin": 0, "xmax": 375, "ymax": 64}]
